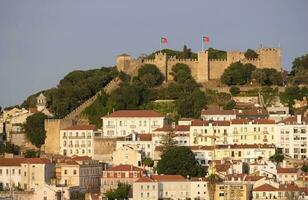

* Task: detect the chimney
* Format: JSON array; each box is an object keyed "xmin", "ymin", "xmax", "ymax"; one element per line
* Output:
[{"xmin": 297, "ymin": 115, "xmax": 302, "ymax": 124}]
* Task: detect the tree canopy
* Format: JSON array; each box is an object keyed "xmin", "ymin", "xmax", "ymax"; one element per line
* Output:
[
  {"xmin": 24, "ymin": 113, "xmax": 48, "ymax": 148},
  {"xmin": 252, "ymin": 68, "xmax": 283, "ymax": 86},
  {"xmin": 221, "ymin": 62, "xmax": 256, "ymax": 85},
  {"xmin": 137, "ymin": 64, "xmax": 164, "ymax": 88},
  {"xmin": 244, "ymin": 49, "xmax": 259, "ymax": 59},
  {"xmin": 290, "ymin": 54, "xmax": 308, "ymax": 84},
  {"xmin": 105, "ymin": 183, "xmax": 130, "ymax": 200},
  {"xmin": 22, "ymin": 67, "xmax": 117, "ymax": 118},
  {"xmin": 157, "ymin": 146, "xmax": 206, "ymax": 177}
]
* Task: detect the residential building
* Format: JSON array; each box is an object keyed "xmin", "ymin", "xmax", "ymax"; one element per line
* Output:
[
  {"xmin": 59, "ymin": 124, "xmax": 97, "ymax": 157},
  {"xmin": 0, "ymin": 158, "xmax": 23, "ymax": 189},
  {"xmin": 112, "ymin": 146, "xmax": 142, "ymax": 167},
  {"xmin": 215, "ymin": 182, "xmax": 249, "ymax": 200},
  {"xmin": 101, "ymin": 110, "xmax": 165, "ymax": 137},
  {"xmin": 20, "ymin": 158, "xmax": 55, "ymax": 191},
  {"xmin": 190, "ymin": 177, "xmax": 209, "ymax": 200},
  {"xmin": 201, "ymin": 107, "xmax": 236, "ymax": 121},
  {"xmin": 55, "ymin": 156, "xmax": 102, "ymax": 192},
  {"xmin": 116, "ymin": 133, "xmax": 154, "ymax": 159},
  {"xmin": 266, "ymin": 106, "xmax": 290, "ymax": 122},
  {"xmin": 253, "ymin": 182, "xmax": 308, "ymax": 200},
  {"xmin": 152, "ymin": 125, "xmax": 190, "ymax": 147},
  {"xmin": 101, "ymin": 165, "xmax": 144, "ymax": 195},
  {"xmin": 277, "ymin": 168, "xmax": 302, "ymax": 184},
  {"xmin": 249, "ymin": 161, "xmax": 277, "ymax": 178},
  {"xmin": 231, "ymin": 119, "xmax": 276, "ymax": 145},
  {"xmin": 133, "ymin": 175, "xmax": 190, "ymax": 200},
  {"xmin": 276, "ymin": 115, "xmax": 308, "ymax": 159},
  {"xmin": 236, "ymin": 107, "xmax": 268, "ymax": 119}
]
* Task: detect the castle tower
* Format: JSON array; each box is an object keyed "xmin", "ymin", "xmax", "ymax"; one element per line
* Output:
[
  {"xmin": 197, "ymin": 51, "xmax": 209, "ymax": 82},
  {"xmin": 116, "ymin": 53, "xmax": 133, "ymax": 72},
  {"xmin": 154, "ymin": 52, "xmax": 168, "ymax": 81},
  {"xmin": 257, "ymin": 48, "xmax": 281, "ymax": 71},
  {"xmin": 36, "ymin": 93, "xmax": 47, "ymax": 112}
]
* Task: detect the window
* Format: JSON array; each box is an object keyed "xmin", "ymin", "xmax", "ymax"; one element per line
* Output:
[
  {"xmin": 0, "ymin": 169, "xmax": 2, "ymax": 175},
  {"xmin": 219, "ymin": 192, "xmax": 224, "ymax": 197},
  {"xmin": 73, "ymin": 170, "xmax": 77, "ymax": 175},
  {"xmin": 64, "ymin": 170, "xmax": 67, "ymax": 175}
]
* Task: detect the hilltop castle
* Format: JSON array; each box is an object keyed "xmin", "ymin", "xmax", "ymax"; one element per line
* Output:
[{"xmin": 116, "ymin": 47, "xmax": 281, "ymax": 83}]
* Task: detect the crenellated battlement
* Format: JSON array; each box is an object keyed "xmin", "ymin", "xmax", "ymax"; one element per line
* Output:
[{"xmin": 116, "ymin": 46, "xmax": 281, "ymax": 83}]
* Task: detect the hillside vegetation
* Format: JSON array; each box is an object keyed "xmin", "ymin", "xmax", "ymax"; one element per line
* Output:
[{"xmin": 22, "ymin": 67, "xmax": 118, "ymax": 118}]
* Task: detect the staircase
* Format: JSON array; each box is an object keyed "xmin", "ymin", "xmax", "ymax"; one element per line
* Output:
[{"xmin": 64, "ymin": 77, "xmax": 122, "ymax": 123}]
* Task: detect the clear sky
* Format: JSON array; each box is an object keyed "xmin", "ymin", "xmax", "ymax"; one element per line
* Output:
[{"xmin": 1, "ymin": 0, "xmax": 308, "ymax": 108}]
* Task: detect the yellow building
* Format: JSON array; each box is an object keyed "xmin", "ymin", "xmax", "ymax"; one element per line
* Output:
[{"xmin": 215, "ymin": 182, "xmax": 249, "ymax": 200}]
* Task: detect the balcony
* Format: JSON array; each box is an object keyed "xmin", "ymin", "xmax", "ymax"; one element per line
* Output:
[
  {"xmin": 69, "ymin": 136, "xmax": 85, "ymax": 139},
  {"xmin": 75, "ymin": 144, "xmax": 79, "ymax": 147},
  {"xmin": 68, "ymin": 144, "xmax": 73, "ymax": 147},
  {"xmin": 81, "ymin": 144, "xmax": 86, "ymax": 147},
  {"xmin": 151, "ymin": 125, "xmax": 160, "ymax": 129},
  {"xmin": 62, "ymin": 136, "xmax": 67, "ymax": 139},
  {"xmin": 106, "ymin": 125, "xmax": 115, "ymax": 128},
  {"xmin": 130, "ymin": 125, "xmax": 136, "ymax": 128},
  {"xmin": 263, "ymin": 139, "xmax": 268, "ymax": 142}
]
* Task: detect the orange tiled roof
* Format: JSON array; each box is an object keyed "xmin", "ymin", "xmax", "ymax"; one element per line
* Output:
[
  {"xmin": 191, "ymin": 120, "xmax": 230, "ymax": 126},
  {"xmin": 105, "ymin": 110, "xmax": 164, "ymax": 118},
  {"xmin": 138, "ymin": 134, "xmax": 152, "ymax": 141},
  {"xmin": 21, "ymin": 158, "xmax": 51, "ymax": 164},
  {"xmin": 244, "ymin": 175, "xmax": 265, "ymax": 182},
  {"xmin": 151, "ymin": 175, "xmax": 186, "ymax": 182},
  {"xmin": 0, "ymin": 158, "xmax": 25, "ymax": 166},
  {"xmin": 154, "ymin": 125, "xmax": 190, "ymax": 132},
  {"xmin": 135, "ymin": 176, "xmax": 154, "ymax": 183},
  {"xmin": 72, "ymin": 156, "xmax": 92, "ymax": 161},
  {"xmin": 277, "ymin": 168, "xmax": 300, "ymax": 174},
  {"xmin": 106, "ymin": 164, "xmax": 143, "ymax": 172},
  {"xmin": 253, "ymin": 183, "xmax": 278, "ymax": 191},
  {"xmin": 278, "ymin": 116, "xmax": 308, "ymax": 125}
]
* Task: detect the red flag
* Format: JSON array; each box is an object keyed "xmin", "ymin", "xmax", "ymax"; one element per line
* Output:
[
  {"xmin": 203, "ymin": 36, "xmax": 210, "ymax": 43},
  {"xmin": 161, "ymin": 37, "xmax": 168, "ymax": 44}
]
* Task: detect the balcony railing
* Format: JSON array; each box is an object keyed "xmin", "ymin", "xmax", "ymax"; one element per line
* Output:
[
  {"xmin": 130, "ymin": 125, "xmax": 136, "ymax": 128},
  {"xmin": 106, "ymin": 125, "xmax": 115, "ymax": 128},
  {"xmin": 69, "ymin": 136, "xmax": 85, "ymax": 139}
]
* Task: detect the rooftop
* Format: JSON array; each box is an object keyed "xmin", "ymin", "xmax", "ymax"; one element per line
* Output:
[
  {"xmin": 62, "ymin": 124, "xmax": 97, "ymax": 131},
  {"xmin": 104, "ymin": 110, "xmax": 164, "ymax": 118},
  {"xmin": 105, "ymin": 164, "xmax": 143, "ymax": 172}
]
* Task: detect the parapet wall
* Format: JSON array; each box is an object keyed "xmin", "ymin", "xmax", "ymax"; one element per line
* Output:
[{"xmin": 117, "ymin": 47, "xmax": 282, "ymax": 83}]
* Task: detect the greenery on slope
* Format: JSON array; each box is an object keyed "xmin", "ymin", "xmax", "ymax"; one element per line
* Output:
[{"xmin": 22, "ymin": 67, "xmax": 118, "ymax": 118}]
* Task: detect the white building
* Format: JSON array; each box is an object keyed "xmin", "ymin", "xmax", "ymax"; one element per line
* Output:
[
  {"xmin": 276, "ymin": 115, "xmax": 308, "ymax": 159},
  {"xmin": 152, "ymin": 125, "xmax": 190, "ymax": 147},
  {"xmin": 60, "ymin": 124, "xmax": 97, "ymax": 157},
  {"xmin": 116, "ymin": 133, "xmax": 154, "ymax": 159},
  {"xmin": 0, "ymin": 158, "xmax": 23, "ymax": 190},
  {"xmin": 101, "ymin": 110, "xmax": 165, "ymax": 137},
  {"xmin": 201, "ymin": 107, "xmax": 236, "ymax": 121},
  {"xmin": 112, "ymin": 146, "xmax": 142, "ymax": 167}
]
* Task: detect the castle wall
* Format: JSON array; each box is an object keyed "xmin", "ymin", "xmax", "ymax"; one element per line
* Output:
[
  {"xmin": 44, "ymin": 119, "xmax": 74, "ymax": 154},
  {"xmin": 116, "ymin": 47, "xmax": 282, "ymax": 83},
  {"xmin": 208, "ymin": 59, "xmax": 229, "ymax": 80}
]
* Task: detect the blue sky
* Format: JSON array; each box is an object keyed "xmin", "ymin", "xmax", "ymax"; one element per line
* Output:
[{"xmin": 0, "ymin": 0, "xmax": 308, "ymax": 107}]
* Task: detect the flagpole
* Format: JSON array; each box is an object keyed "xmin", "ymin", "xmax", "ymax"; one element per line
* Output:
[
  {"xmin": 202, "ymin": 36, "xmax": 204, "ymax": 52},
  {"xmin": 160, "ymin": 37, "xmax": 162, "ymax": 52}
]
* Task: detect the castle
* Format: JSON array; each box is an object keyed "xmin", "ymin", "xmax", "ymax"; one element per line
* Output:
[{"xmin": 116, "ymin": 47, "xmax": 282, "ymax": 83}]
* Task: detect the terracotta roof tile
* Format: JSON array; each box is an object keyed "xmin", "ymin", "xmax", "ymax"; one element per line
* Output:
[
  {"xmin": 278, "ymin": 116, "xmax": 308, "ymax": 125},
  {"xmin": 138, "ymin": 134, "xmax": 152, "ymax": 141},
  {"xmin": 135, "ymin": 176, "xmax": 154, "ymax": 183},
  {"xmin": 154, "ymin": 125, "xmax": 190, "ymax": 132},
  {"xmin": 277, "ymin": 168, "xmax": 300, "ymax": 174},
  {"xmin": 21, "ymin": 158, "xmax": 51, "ymax": 164},
  {"xmin": 253, "ymin": 183, "xmax": 278, "ymax": 191},
  {"xmin": 72, "ymin": 156, "xmax": 92, "ymax": 161},
  {"xmin": 105, "ymin": 110, "xmax": 164, "ymax": 118},
  {"xmin": 0, "ymin": 158, "xmax": 25, "ymax": 166},
  {"xmin": 191, "ymin": 120, "xmax": 230, "ymax": 126},
  {"xmin": 106, "ymin": 164, "xmax": 143, "ymax": 172},
  {"xmin": 244, "ymin": 175, "xmax": 265, "ymax": 182},
  {"xmin": 151, "ymin": 175, "xmax": 186, "ymax": 182},
  {"xmin": 62, "ymin": 124, "xmax": 97, "ymax": 131}
]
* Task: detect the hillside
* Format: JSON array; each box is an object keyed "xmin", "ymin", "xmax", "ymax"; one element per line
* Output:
[{"xmin": 21, "ymin": 66, "xmax": 118, "ymax": 118}]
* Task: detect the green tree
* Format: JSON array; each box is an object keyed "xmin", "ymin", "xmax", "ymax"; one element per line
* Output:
[
  {"xmin": 291, "ymin": 54, "xmax": 308, "ymax": 76},
  {"xmin": 171, "ymin": 63, "xmax": 193, "ymax": 83},
  {"xmin": 269, "ymin": 152, "xmax": 284, "ymax": 166},
  {"xmin": 301, "ymin": 163, "xmax": 308, "ymax": 172},
  {"xmin": 0, "ymin": 142, "xmax": 20, "ymax": 155},
  {"xmin": 142, "ymin": 157, "xmax": 154, "ymax": 167},
  {"xmin": 260, "ymin": 87, "xmax": 279, "ymax": 106},
  {"xmin": 223, "ymin": 100, "xmax": 236, "ymax": 110},
  {"xmin": 24, "ymin": 113, "xmax": 48, "ymax": 148},
  {"xmin": 24, "ymin": 150, "xmax": 40, "ymax": 158},
  {"xmin": 137, "ymin": 64, "xmax": 164, "ymax": 88},
  {"xmin": 221, "ymin": 62, "xmax": 256, "ymax": 85},
  {"xmin": 105, "ymin": 183, "xmax": 131, "ymax": 200},
  {"xmin": 229, "ymin": 86, "xmax": 240, "ymax": 96},
  {"xmin": 208, "ymin": 48, "xmax": 227, "ymax": 59},
  {"xmin": 252, "ymin": 68, "xmax": 282, "ymax": 85},
  {"xmin": 157, "ymin": 146, "xmax": 206, "ymax": 177},
  {"xmin": 279, "ymin": 86, "xmax": 303, "ymax": 108},
  {"xmin": 244, "ymin": 49, "xmax": 258, "ymax": 59}
]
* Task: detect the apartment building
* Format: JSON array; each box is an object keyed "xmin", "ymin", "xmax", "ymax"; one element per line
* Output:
[
  {"xmin": 0, "ymin": 158, "xmax": 23, "ymax": 189},
  {"xmin": 277, "ymin": 168, "xmax": 302, "ymax": 184},
  {"xmin": 215, "ymin": 182, "xmax": 249, "ymax": 200},
  {"xmin": 201, "ymin": 107, "xmax": 236, "ymax": 121},
  {"xmin": 276, "ymin": 115, "xmax": 308, "ymax": 159},
  {"xmin": 112, "ymin": 145, "xmax": 142, "ymax": 167},
  {"xmin": 59, "ymin": 124, "xmax": 97, "ymax": 157},
  {"xmin": 101, "ymin": 110, "xmax": 165, "ymax": 137},
  {"xmin": 152, "ymin": 125, "xmax": 190, "ymax": 147},
  {"xmin": 101, "ymin": 165, "xmax": 144, "ymax": 195},
  {"xmin": 116, "ymin": 133, "xmax": 154, "ymax": 159}
]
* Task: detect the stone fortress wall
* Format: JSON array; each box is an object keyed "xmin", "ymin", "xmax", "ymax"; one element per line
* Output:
[{"xmin": 116, "ymin": 47, "xmax": 281, "ymax": 83}]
